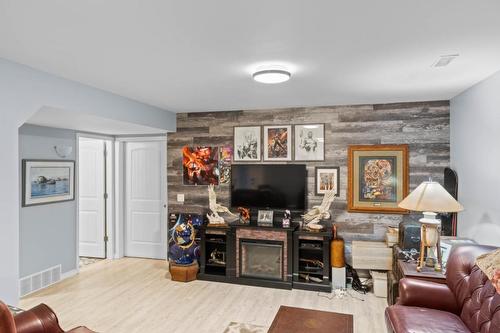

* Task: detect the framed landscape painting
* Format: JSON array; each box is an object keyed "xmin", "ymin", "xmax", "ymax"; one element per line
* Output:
[
  {"xmin": 347, "ymin": 145, "xmax": 409, "ymax": 214},
  {"xmin": 315, "ymin": 166, "xmax": 340, "ymax": 196},
  {"xmin": 233, "ymin": 126, "xmax": 261, "ymax": 162},
  {"xmin": 263, "ymin": 125, "xmax": 292, "ymax": 161},
  {"xmin": 294, "ymin": 124, "xmax": 325, "ymax": 161},
  {"xmin": 22, "ymin": 160, "xmax": 75, "ymax": 207}
]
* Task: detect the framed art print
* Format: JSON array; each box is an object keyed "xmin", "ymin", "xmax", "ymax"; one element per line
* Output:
[
  {"xmin": 294, "ymin": 124, "xmax": 325, "ymax": 161},
  {"xmin": 182, "ymin": 146, "xmax": 219, "ymax": 185},
  {"xmin": 257, "ymin": 209, "xmax": 274, "ymax": 225},
  {"xmin": 263, "ymin": 125, "xmax": 292, "ymax": 161},
  {"xmin": 22, "ymin": 159, "xmax": 75, "ymax": 207},
  {"xmin": 315, "ymin": 166, "xmax": 340, "ymax": 196},
  {"xmin": 347, "ymin": 144, "xmax": 409, "ymax": 214},
  {"xmin": 233, "ymin": 126, "xmax": 261, "ymax": 162},
  {"xmin": 219, "ymin": 146, "xmax": 232, "ymax": 184}
]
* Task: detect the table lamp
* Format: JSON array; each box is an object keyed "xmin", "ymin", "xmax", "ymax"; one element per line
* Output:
[{"xmin": 398, "ymin": 178, "xmax": 464, "ymax": 272}]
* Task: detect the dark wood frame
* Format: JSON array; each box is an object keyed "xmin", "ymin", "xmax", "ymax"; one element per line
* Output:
[
  {"xmin": 233, "ymin": 125, "xmax": 262, "ymax": 162},
  {"xmin": 347, "ymin": 144, "xmax": 409, "ymax": 214},
  {"xmin": 263, "ymin": 124, "xmax": 293, "ymax": 161},
  {"xmin": 22, "ymin": 159, "xmax": 76, "ymax": 207},
  {"xmin": 293, "ymin": 123, "xmax": 325, "ymax": 161},
  {"xmin": 314, "ymin": 166, "xmax": 340, "ymax": 196}
]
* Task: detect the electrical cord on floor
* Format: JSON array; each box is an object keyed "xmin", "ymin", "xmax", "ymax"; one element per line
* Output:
[{"xmin": 316, "ymin": 290, "xmax": 366, "ymax": 302}]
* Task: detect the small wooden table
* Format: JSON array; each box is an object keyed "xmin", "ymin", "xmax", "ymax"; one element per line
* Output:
[
  {"xmin": 397, "ymin": 260, "xmax": 446, "ymax": 284},
  {"xmin": 268, "ymin": 306, "xmax": 353, "ymax": 333}
]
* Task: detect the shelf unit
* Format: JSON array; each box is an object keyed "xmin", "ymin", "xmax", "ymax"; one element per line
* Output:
[
  {"xmin": 198, "ymin": 225, "xmax": 233, "ymax": 282},
  {"xmin": 293, "ymin": 227, "xmax": 332, "ymax": 292}
]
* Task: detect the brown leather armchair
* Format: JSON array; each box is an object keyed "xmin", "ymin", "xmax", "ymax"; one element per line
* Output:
[
  {"xmin": 385, "ymin": 245, "xmax": 500, "ymax": 333},
  {"xmin": 0, "ymin": 301, "xmax": 94, "ymax": 333}
]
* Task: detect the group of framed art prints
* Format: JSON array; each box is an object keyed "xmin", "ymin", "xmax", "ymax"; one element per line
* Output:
[
  {"xmin": 234, "ymin": 124, "xmax": 325, "ymax": 162},
  {"xmin": 182, "ymin": 122, "xmax": 410, "ymax": 215}
]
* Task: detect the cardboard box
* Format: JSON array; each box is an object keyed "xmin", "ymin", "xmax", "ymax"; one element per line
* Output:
[
  {"xmin": 352, "ymin": 241, "xmax": 392, "ymax": 270},
  {"xmin": 371, "ymin": 270, "xmax": 388, "ymax": 298}
]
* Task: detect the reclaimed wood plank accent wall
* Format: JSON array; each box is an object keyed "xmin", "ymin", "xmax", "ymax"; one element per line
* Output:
[{"xmin": 167, "ymin": 101, "xmax": 450, "ymax": 256}]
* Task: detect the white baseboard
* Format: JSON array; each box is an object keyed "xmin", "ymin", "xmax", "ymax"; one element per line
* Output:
[{"xmin": 61, "ymin": 268, "xmax": 79, "ymax": 280}]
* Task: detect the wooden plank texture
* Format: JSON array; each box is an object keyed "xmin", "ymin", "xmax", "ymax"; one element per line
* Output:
[{"xmin": 167, "ymin": 101, "xmax": 450, "ymax": 262}]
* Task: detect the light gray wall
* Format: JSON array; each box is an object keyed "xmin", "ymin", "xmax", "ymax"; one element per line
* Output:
[
  {"xmin": 19, "ymin": 125, "xmax": 77, "ymax": 277},
  {"xmin": 0, "ymin": 57, "xmax": 175, "ymax": 304},
  {"xmin": 451, "ymin": 70, "xmax": 500, "ymax": 246}
]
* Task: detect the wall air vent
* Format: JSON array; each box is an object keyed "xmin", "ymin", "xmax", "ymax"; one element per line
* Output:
[
  {"xmin": 19, "ymin": 265, "xmax": 62, "ymax": 297},
  {"xmin": 432, "ymin": 54, "xmax": 459, "ymax": 67}
]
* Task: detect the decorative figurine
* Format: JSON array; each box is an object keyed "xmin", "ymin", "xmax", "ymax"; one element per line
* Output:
[
  {"xmin": 303, "ymin": 189, "xmax": 335, "ymax": 231},
  {"xmin": 208, "ymin": 249, "xmax": 226, "ymax": 265},
  {"xmin": 282, "ymin": 209, "xmax": 291, "ymax": 228},
  {"xmin": 168, "ymin": 215, "xmax": 197, "ymax": 265},
  {"xmin": 207, "ymin": 184, "xmax": 236, "ymax": 225},
  {"xmin": 237, "ymin": 207, "xmax": 250, "ymax": 224}
]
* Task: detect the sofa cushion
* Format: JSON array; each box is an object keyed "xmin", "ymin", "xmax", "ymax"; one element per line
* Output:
[{"xmin": 385, "ymin": 305, "xmax": 470, "ymax": 333}]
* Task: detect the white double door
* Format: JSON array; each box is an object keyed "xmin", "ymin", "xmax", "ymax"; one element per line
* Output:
[
  {"xmin": 124, "ymin": 140, "xmax": 167, "ymax": 260},
  {"xmin": 79, "ymin": 138, "xmax": 107, "ymax": 258}
]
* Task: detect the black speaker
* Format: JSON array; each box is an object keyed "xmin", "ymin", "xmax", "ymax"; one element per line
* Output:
[
  {"xmin": 398, "ymin": 221, "xmax": 421, "ymax": 251},
  {"xmin": 439, "ymin": 167, "xmax": 458, "ymax": 236}
]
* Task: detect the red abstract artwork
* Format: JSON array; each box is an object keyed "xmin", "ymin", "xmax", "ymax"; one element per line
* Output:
[{"xmin": 182, "ymin": 146, "xmax": 219, "ymax": 185}]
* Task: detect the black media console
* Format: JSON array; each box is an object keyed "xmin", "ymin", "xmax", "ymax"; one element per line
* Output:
[{"xmin": 197, "ymin": 221, "xmax": 332, "ymax": 292}]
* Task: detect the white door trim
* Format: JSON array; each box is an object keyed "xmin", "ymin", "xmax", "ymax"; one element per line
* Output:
[
  {"xmin": 115, "ymin": 137, "xmax": 167, "ymax": 260},
  {"xmin": 115, "ymin": 135, "xmax": 167, "ymax": 142},
  {"xmin": 75, "ymin": 133, "xmax": 115, "ymax": 270}
]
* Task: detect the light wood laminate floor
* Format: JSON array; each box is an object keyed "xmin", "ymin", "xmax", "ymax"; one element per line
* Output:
[{"xmin": 20, "ymin": 258, "xmax": 388, "ymax": 333}]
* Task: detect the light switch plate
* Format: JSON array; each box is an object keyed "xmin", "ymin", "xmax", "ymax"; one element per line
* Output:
[{"xmin": 177, "ymin": 193, "xmax": 185, "ymax": 203}]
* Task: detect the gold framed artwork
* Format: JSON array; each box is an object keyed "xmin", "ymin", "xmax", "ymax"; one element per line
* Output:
[{"xmin": 347, "ymin": 144, "xmax": 409, "ymax": 214}]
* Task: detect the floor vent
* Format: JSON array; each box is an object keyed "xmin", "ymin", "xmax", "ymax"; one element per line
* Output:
[{"xmin": 19, "ymin": 265, "xmax": 62, "ymax": 297}]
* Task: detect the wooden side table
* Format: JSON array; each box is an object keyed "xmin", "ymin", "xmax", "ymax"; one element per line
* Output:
[
  {"xmin": 388, "ymin": 259, "xmax": 446, "ymax": 305},
  {"xmin": 397, "ymin": 260, "xmax": 446, "ymax": 284}
]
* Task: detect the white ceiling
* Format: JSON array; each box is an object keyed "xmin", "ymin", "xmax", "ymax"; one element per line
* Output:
[
  {"xmin": 1, "ymin": 1, "xmax": 500, "ymax": 113},
  {"xmin": 28, "ymin": 107, "xmax": 167, "ymax": 135}
]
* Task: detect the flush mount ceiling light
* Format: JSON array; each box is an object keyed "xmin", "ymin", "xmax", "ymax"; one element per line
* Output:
[{"xmin": 252, "ymin": 66, "xmax": 291, "ymax": 84}]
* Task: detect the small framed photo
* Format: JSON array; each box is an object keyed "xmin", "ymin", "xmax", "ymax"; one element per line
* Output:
[
  {"xmin": 439, "ymin": 242, "xmax": 453, "ymax": 271},
  {"xmin": 294, "ymin": 124, "xmax": 325, "ymax": 161},
  {"xmin": 257, "ymin": 210, "xmax": 274, "ymax": 225},
  {"xmin": 233, "ymin": 126, "xmax": 261, "ymax": 162},
  {"xmin": 315, "ymin": 167, "xmax": 340, "ymax": 196},
  {"xmin": 22, "ymin": 159, "xmax": 75, "ymax": 207},
  {"xmin": 263, "ymin": 125, "xmax": 292, "ymax": 161}
]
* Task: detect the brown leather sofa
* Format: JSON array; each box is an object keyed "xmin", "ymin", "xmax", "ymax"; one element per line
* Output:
[
  {"xmin": 0, "ymin": 301, "xmax": 94, "ymax": 333},
  {"xmin": 385, "ymin": 245, "xmax": 500, "ymax": 333}
]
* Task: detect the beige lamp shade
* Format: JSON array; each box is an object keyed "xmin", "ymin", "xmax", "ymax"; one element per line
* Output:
[{"xmin": 398, "ymin": 181, "xmax": 464, "ymax": 213}]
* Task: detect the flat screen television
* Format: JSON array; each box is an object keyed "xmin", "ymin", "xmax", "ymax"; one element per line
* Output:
[{"xmin": 231, "ymin": 164, "xmax": 306, "ymax": 210}]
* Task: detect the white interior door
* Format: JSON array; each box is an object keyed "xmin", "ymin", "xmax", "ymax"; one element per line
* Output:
[
  {"xmin": 125, "ymin": 140, "xmax": 166, "ymax": 259},
  {"xmin": 79, "ymin": 138, "xmax": 106, "ymax": 258}
]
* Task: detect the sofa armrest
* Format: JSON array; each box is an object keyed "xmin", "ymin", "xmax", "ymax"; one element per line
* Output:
[
  {"xmin": 397, "ymin": 278, "xmax": 460, "ymax": 315},
  {"xmin": 14, "ymin": 304, "xmax": 64, "ymax": 333}
]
